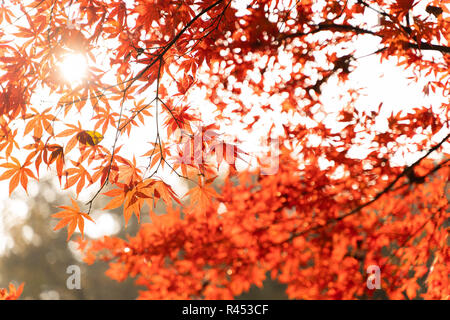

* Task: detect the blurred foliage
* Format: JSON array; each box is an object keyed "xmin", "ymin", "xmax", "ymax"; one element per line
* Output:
[
  {"xmin": 0, "ymin": 178, "xmax": 287, "ymax": 299},
  {"xmin": 0, "ymin": 178, "xmax": 139, "ymax": 299}
]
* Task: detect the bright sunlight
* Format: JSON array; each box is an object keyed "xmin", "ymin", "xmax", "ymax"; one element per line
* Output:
[{"xmin": 59, "ymin": 53, "xmax": 87, "ymax": 84}]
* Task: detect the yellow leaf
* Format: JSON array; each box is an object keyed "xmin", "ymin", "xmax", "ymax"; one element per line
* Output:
[{"xmin": 77, "ymin": 130, "xmax": 104, "ymax": 146}]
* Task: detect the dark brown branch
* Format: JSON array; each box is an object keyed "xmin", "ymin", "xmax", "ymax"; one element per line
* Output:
[
  {"xmin": 279, "ymin": 23, "xmax": 378, "ymax": 40},
  {"xmin": 280, "ymin": 23, "xmax": 450, "ymax": 55},
  {"xmin": 412, "ymin": 42, "xmax": 450, "ymax": 54}
]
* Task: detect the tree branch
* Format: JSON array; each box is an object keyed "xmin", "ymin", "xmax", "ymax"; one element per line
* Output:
[
  {"xmin": 283, "ymin": 132, "xmax": 450, "ymax": 242},
  {"xmin": 280, "ymin": 23, "xmax": 450, "ymax": 55}
]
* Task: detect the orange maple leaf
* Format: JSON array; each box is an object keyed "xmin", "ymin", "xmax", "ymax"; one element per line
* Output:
[
  {"xmin": 184, "ymin": 177, "xmax": 219, "ymax": 213},
  {"xmin": 52, "ymin": 198, "xmax": 95, "ymax": 241},
  {"xmin": 0, "ymin": 157, "xmax": 37, "ymax": 195}
]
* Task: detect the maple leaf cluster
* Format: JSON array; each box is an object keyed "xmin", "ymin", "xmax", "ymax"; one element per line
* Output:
[{"xmin": 0, "ymin": 0, "xmax": 448, "ymax": 300}]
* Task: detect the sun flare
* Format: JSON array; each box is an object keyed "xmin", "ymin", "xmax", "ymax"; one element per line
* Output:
[{"xmin": 59, "ymin": 53, "xmax": 87, "ymax": 84}]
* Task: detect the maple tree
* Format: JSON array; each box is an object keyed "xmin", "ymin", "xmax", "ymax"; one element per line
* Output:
[{"xmin": 0, "ymin": 0, "xmax": 449, "ymax": 300}]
